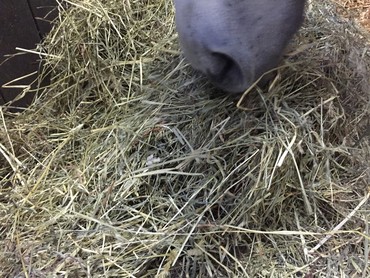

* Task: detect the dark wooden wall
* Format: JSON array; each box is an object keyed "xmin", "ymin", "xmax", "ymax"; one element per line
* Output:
[{"xmin": 0, "ymin": 0, "xmax": 57, "ymax": 110}]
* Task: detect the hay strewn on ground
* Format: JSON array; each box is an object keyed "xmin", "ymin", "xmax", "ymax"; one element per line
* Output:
[
  {"xmin": 335, "ymin": 0, "xmax": 370, "ymax": 30},
  {"xmin": 1, "ymin": 0, "xmax": 369, "ymax": 277}
]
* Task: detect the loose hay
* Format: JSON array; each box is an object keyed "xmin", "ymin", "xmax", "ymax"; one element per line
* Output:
[
  {"xmin": 1, "ymin": 0, "xmax": 370, "ymax": 277},
  {"xmin": 335, "ymin": 0, "xmax": 370, "ymax": 31}
]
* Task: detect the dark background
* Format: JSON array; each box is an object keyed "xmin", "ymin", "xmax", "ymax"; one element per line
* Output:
[{"xmin": 0, "ymin": 0, "xmax": 57, "ymax": 110}]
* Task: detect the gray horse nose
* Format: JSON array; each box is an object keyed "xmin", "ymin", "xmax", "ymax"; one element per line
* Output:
[{"xmin": 204, "ymin": 51, "xmax": 250, "ymax": 93}]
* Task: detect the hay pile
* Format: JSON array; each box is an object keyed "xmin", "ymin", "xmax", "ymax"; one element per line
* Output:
[
  {"xmin": 1, "ymin": 0, "xmax": 369, "ymax": 277},
  {"xmin": 335, "ymin": 0, "xmax": 370, "ymax": 31}
]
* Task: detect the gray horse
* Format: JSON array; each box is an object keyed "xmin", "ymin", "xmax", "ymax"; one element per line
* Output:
[{"xmin": 174, "ymin": 0, "xmax": 306, "ymax": 93}]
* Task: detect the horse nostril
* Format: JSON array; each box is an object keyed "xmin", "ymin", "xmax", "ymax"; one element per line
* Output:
[
  {"xmin": 205, "ymin": 52, "xmax": 245, "ymax": 92},
  {"xmin": 207, "ymin": 53, "xmax": 234, "ymax": 78}
]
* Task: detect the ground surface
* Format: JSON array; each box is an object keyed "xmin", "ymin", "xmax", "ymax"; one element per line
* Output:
[{"xmin": 0, "ymin": 1, "xmax": 369, "ymax": 277}]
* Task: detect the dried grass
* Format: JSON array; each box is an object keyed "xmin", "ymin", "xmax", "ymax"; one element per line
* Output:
[
  {"xmin": 1, "ymin": 0, "xmax": 369, "ymax": 277},
  {"xmin": 334, "ymin": 0, "xmax": 370, "ymax": 30}
]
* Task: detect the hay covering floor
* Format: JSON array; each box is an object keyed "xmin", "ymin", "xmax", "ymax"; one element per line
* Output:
[
  {"xmin": 335, "ymin": 0, "xmax": 370, "ymax": 31},
  {"xmin": 1, "ymin": 0, "xmax": 370, "ymax": 277}
]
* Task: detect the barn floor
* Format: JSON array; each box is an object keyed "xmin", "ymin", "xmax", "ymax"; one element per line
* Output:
[{"xmin": 1, "ymin": 0, "xmax": 369, "ymax": 277}]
